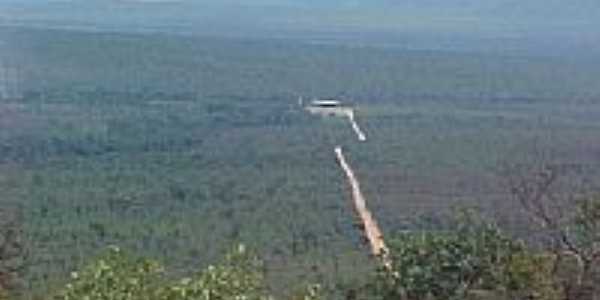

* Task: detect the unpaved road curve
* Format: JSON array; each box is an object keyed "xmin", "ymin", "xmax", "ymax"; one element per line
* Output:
[{"xmin": 335, "ymin": 146, "xmax": 391, "ymax": 268}]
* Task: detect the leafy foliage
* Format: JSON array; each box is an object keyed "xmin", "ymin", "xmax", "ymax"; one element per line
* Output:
[
  {"xmin": 507, "ymin": 253, "xmax": 561, "ymax": 300},
  {"xmin": 505, "ymin": 162, "xmax": 600, "ymax": 300},
  {"xmin": 370, "ymin": 211, "xmax": 534, "ymax": 300},
  {"xmin": 571, "ymin": 197, "xmax": 600, "ymax": 258},
  {"xmin": 156, "ymin": 245, "xmax": 269, "ymax": 300},
  {"xmin": 287, "ymin": 284, "xmax": 322, "ymax": 300},
  {"xmin": 52, "ymin": 245, "xmax": 328, "ymax": 300},
  {"xmin": 560, "ymin": 197, "xmax": 600, "ymax": 300},
  {"xmin": 54, "ymin": 246, "xmax": 163, "ymax": 300},
  {"xmin": 54, "ymin": 245, "xmax": 274, "ymax": 300}
]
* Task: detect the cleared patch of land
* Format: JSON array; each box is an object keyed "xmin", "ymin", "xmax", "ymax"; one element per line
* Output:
[{"xmin": 306, "ymin": 106, "xmax": 367, "ymax": 141}]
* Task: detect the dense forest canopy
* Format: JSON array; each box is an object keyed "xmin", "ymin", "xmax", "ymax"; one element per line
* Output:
[{"xmin": 1, "ymin": 1, "xmax": 599, "ymax": 299}]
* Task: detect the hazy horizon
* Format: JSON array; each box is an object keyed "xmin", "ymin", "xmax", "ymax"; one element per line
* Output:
[{"xmin": 2, "ymin": 0, "xmax": 598, "ymax": 48}]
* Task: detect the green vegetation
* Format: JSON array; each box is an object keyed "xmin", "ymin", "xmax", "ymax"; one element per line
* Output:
[
  {"xmin": 1, "ymin": 26, "xmax": 600, "ymax": 299},
  {"xmin": 19, "ymin": 203, "xmax": 596, "ymax": 300},
  {"xmin": 49, "ymin": 243, "xmax": 324, "ymax": 300},
  {"xmin": 2, "ymin": 204, "xmax": 599, "ymax": 299},
  {"xmin": 369, "ymin": 209, "xmax": 565, "ymax": 300},
  {"xmin": 54, "ymin": 245, "xmax": 274, "ymax": 300},
  {"xmin": 372, "ymin": 211, "xmax": 528, "ymax": 300},
  {"xmin": 0, "ymin": 207, "xmax": 26, "ymax": 298}
]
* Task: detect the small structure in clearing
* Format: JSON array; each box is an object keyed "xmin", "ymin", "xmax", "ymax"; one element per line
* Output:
[
  {"xmin": 303, "ymin": 97, "xmax": 367, "ymax": 141},
  {"xmin": 304, "ymin": 98, "xmax": 352, "ymax": 117},
  {"xmin": 311, "ymin": 99, "xmax": 342, "ymax": 107}
]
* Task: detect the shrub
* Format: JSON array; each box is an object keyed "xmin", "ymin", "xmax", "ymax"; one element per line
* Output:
[
  {"xmin": 54, "ymin": 246, "xmax": 163, "ymax": 300},
  {"xmin": 155, "ymin": 245, "xmax": 270, "ymax": 300},
  {"xmin": 369, "ymin": 210, "xmax": 541, "ymax": 300},
  {"xmin": 53, "ymin": 245, "xmax": 285, "ymax": 300},
  {"xmin": 507, "ymin": 253, "xmax": 561, "ymax": 300},
  {"xmin": 286, "ymin": 284, "xmax": 322, "ymax": 300}
]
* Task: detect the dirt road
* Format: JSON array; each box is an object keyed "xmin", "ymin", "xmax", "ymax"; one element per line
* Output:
[
  {"xmin": 335, "ymin": 146, "xmax": 391, "ymax": 268},
  {"xmin": 346, "ymin": 110, "xmax": 367, "ymax": 142}
]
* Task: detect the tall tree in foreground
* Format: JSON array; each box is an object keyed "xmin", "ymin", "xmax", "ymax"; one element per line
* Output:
[
  {"xmin": 0, "ymin": 206, "xmax": 27, "ymax": 299},
  {"xmin": 504, "ymin": 162, "xmax": 600, "ymax": 300}
]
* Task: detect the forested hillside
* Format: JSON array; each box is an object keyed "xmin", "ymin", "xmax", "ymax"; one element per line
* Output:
[{"xmin": 1, "ymin": 25, "xmax": 600, "ymax": 299}]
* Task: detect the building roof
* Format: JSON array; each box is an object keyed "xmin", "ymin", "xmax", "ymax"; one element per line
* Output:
[{"xmin": 310, "ymin": 99, "xmax": 342, "ymax": 107}]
